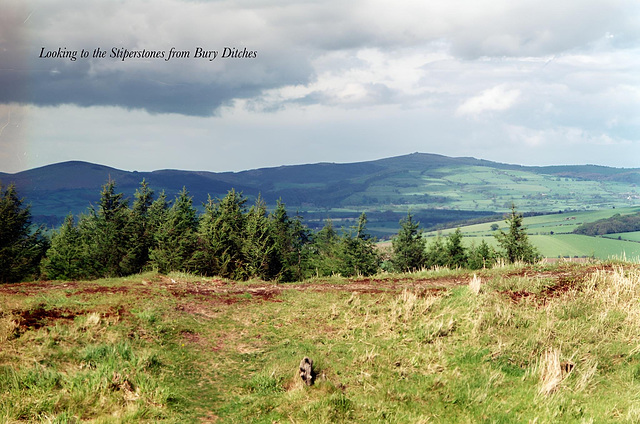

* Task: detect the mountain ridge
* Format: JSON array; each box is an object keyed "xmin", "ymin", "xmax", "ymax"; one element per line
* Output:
[{"xmin": 2, "ymin": 152, "xmax": 639, "ymax": 234}]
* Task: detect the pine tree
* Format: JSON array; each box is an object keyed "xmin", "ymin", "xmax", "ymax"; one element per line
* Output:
[
  {"xmin": 243, "ymin": 195, "xmax": 276, "ymax": 280},
  {"xmin": 425, "ymin": 234, "xmax": 448, "ymax": 268},
  {"xmin": 120, "ymin": 180, "xmax": 155, "ymax": 275},
  {"xmin": 338, "ymin": 212, "xmax": 380, "ymax": 277},
  {"xmin": 310, "ymin": 219, "xmax": 341, "ymax": 277},
  {"xmin": 391, "ymin": 212, "xmax": 426, "ymax": 272},
  {"xmin": 268, "ymin": 200, "xmax": 312, "ymax": 282},
  {"xmin": 0, "ymin": 183, "xmax": 48, "ymax": 283},
  {"xmin": 84, "ymin": 179, "xmax": 130, "ymax": 277},
  {"xmin": 467, "ymin": 239, "xmax": 496, "ymax": 270},
  {"xmin": 150, "ymin": 187, "xmax": 198, "ymax": 273},
  {"xmin": 192, "ymin": 189, "xmax": 248, "ymax": 279},
  {"xmin": 446, "ymin": 228, "xmax": 468, "ymax": 268},
  {"xmin": 147, "ymin": 190, "xmax": 169, "ymax": 240},
  {"xmin": 495, "ymin": 204, "xmax": 541, "ymax": 264},
  {"xmin": 42, "ymin": 214, "xmax": 84, "ymax": 280}
]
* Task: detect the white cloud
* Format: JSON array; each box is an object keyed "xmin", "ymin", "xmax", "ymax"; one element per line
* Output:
[{"xmin": 456, "ymin": 85, "xmax": 521, "ymax": 117}]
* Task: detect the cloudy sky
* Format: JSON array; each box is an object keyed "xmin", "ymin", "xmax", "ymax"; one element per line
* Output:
[{"xmin": 1, "ymin": 0, "xmax": 639, "ymax": 174}]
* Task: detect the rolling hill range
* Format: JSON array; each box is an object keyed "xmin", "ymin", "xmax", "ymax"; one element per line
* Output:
[{"xmin": 1, "ymin": 153, "xmax": 640, "ymax": 237}]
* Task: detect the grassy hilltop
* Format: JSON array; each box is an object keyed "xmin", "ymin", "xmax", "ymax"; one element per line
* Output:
[{"xmin": 3, "ymin": 260, "xmax": 640, "ymax": 422}]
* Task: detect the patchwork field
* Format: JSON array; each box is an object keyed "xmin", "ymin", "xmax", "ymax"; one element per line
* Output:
[
  {"xmin": 427, "ymin": 207, "xmax": 640, "ymax": 260},
  {"xmin": 3, "ymin": 261, "xmax": 640, "ymax": 422}
]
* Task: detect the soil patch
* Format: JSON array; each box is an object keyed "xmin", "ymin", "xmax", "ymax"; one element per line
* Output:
[{"xmin": 14, "ymin": 305, "xmax": 82, "ymax": 330}]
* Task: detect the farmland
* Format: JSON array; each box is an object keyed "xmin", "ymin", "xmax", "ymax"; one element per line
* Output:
[
  {"xmin": 3, "ymin": 261, "xmax": 640, "ymax": 422},
  {"xmin": 427, "ymin": 207, "xmax": 640, "ymax": 260},
  {"xmin": 4, "ymin": 154, "xmax": 640, "ymax": 236}
]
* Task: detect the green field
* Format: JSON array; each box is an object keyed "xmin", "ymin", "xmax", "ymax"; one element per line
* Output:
[
  {"xmin": 426, "ymin": 207, "xmax": 640, "ymax": 260},
  {"xmin": 344, "ymin": 165, "xmax": 640, "ymax": 214},
  {"xmin": 604, "ymin": 231, "xmax": 640, "ymax": 243}
]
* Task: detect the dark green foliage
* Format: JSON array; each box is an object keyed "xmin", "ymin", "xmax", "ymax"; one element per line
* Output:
[
  {"xmin": 19, "ymin": 178, "xmax": 540, "ymax": 284},
  {"xmin": 0, "ymin": 183, "xmax": 48, "ymax": 283},
  {"xmin": 391, "ymin": 212, "xmax": 426, "ymax": 272},
  {"xmin": 467, "ymin": 240, "xmax": 497, "ymax": 270},
  {"xmin": 120, "ymin": 180, "xmax": 155, "ymax": 275},
  {"xmin": 243, "ymin": 196, "xmax": 277, "ymax": 280},
  {"xmin": 268, "ymin": 201, "xmax": 313, "ymax": 282},
  {"xmin": 41, "ymin": 214, "xmax": 85, "ymax": 280},
  {"xmin": 446, "ymin": 228, "xmax": 468, "ymax": 268},
  {"xmin": 337, "ymin": 213, "xmax": 380, "ymax": 277},
  {"xmin": 425, "ymin": 235, "xmax": 448, "ymax": 268},
  {"xmin": 192, "ymin": 189, "xmax": 248, "ymax": 280},
  {"xmin": 310, "ymin": 219, "xmax": 342, "ymax": 277},
  {"xmin": 149, "ymin": 187, "xmax": 198, "ymax": 273},
  {"xmin": 573, "ymin": 212, "xmax": 640, "ymax": 236},
  {"xmin": 83, "ymin": 180, "xmax": 131, "ymax": 277},
  {"xmin": 495, "ymin": 204, "xmax": 541, "ymax": 264}
]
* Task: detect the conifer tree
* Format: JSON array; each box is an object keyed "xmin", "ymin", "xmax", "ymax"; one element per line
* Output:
[
  {"xmin": 147, "ymin": 190, "xmax": 169, "ymax": 239},
  {"xmin": 391, "ymin": 212, "xmax": 426, "ymax": 272},
  {"xmin": 467, "ymin": 239, "xmax": 496, "ymax": 270},
  {"xmin": 42, "ymin": 214, "xmax": 84, "ymax": 280},
  {"xmin": 425, "ymin": 234, "xmax": 448, "ymax": 268},
  {"xmin": 243, "ymin": 195, "xmax": 276, "ymax": 280},
  {"xmin": 338, "ymin": 212, "xmax": 380, "ymax": 277},
  {"xmin": 268, "ymin": 200, "xmax": 312, "ymax": 282},
  {"xmin": 82, "ymin": 179, "xmax": 130, "ymax": 277},
  {"xmin": 121, "ymin": 180, "xmax": 154, "ymax": 275},
  {"xmin": 310, "ymin": 219, "xmax": 341, "ymax": 276},
  {"xmin": 150, "ymin": 187, "xmax": 198, "ymax": 273},
  {"xmin": 0, "ymin": 183, "xmax": 48, "ymax": 283},
  {"xmin": 495, "ymin": 204, "xmax": 541, "ymax": 264},
  {"xmin": 446, "ymin": 228, "xmax": 468, "ymax": 268},
  {"xmin": 192, "ymin": 189, "xmax": 247, "ymax": 279}
]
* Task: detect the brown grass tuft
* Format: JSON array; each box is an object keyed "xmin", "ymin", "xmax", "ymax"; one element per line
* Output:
[
  {"xmin": 539, "ymin": 347, "xmax": 563, "ymax": 395},
  {"xmin": 469, "ymin": 274, "xmax": 482, "ymax": 295}
]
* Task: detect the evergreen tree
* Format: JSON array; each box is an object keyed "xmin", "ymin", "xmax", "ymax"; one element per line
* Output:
[
  {"xmin": 147, "ymin": 190, "xmax": 169, "ymax": 240},
  {"xmin": 243, "ymin": 195, "xmax": 276, "ymax": 280},
  {"xmin": 42, "ymin": 214, "xmax": 84, "ymax": 280},
  {"xmin": 268, "ymin": 200, "xmax": 312, "ymax": 282},
  {"xmin": 467, "ymin": 239, "xmax": 496, "ymax": 270},
  {"xmin": 192, "ymin": 189, "xmax": 247, "ymax": 279},
  {"xmin": 446, "ymin": 228, "xmax": 468, "ymax": 268},
  {"xmin": 310, "ymin": 219, "xmax": 341, "ymax": 277},
  {"xmin": 338, "ymin": 213, "xmax": 380, "ymax": 277},
  {"xmin": 425, "ymin": 234, "xmax": 448, "ymax": 268},
  {"xmin": 150, "ymin": 187, "xmax": 198, "ymax": 273},
  {"xmin": 120, "ymin": 180, "xmax": 154, "ymax": 275},
  {"xmin": 0, "ymin": 183, "xmax": 48, "ymax": 283},
  {"xmin": 391, "ymin": 212, "xmax": 426, "ymax": 272},
  {"xmin": 495, "ymin": 204, "xmax": 541, "ymax": 264},
  {"xmin": 84, "ymin": 179, "xmax": 130, "ymax": 277}
]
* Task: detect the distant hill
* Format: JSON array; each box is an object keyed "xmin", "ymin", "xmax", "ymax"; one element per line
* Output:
[{"xmin": 2, "ymin": 153, "xmax": 639, "ymax": 236}]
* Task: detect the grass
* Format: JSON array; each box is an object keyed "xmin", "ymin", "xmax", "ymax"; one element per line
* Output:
[
  {"xmin": 3, "ymin": 262, "xmax": 640, "ymax": 421},
  {"xmin": 423, "ymin": 207, "xmax": 640, "ymax": 260}
]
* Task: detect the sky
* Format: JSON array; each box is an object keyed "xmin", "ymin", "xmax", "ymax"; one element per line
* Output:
[{"xmin": 0, "ymin": 0, "xmax": 639, "ymax": 174}]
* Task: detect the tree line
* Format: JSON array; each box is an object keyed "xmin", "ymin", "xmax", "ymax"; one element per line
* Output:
[
  {"xmin": 573, "ymin": 212, "xmax": 640, "ymax": 236},
  {"xmin": 0, "ymin": 181, "xmax": 540, "ymax": 283}
]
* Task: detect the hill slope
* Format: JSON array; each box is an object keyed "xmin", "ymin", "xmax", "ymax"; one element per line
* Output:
[
  {"xmin": 2, "ymin": 262, "xmax": 640, "ymax": 422},
  {"xmin": 1, "ymin": 153, "xmax": 639, "ymax": 232}
]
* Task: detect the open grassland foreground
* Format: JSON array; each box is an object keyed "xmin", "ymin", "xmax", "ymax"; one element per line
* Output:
[{"xmin": 5, "ymin": 263, "xmax": 640, "ymax": 422}]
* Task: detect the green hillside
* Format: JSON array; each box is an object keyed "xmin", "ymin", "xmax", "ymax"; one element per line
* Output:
[
  {"xmin": 429, "ymin": 207, "xmax": 640, "ymax": 260},
  {"xmin": 2, "ymin": 153, "xmax": 640, "ymax": 237}
]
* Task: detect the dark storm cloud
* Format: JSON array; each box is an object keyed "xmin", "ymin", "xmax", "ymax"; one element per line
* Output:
[
  {"xmin": 0, "ymin": 0, "xmax": 638, "ymax": 116},
  {"xmin": 0, "ymin": 0, "xmax": 318, "ymax": 116}
]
